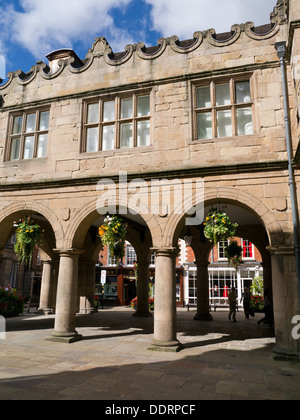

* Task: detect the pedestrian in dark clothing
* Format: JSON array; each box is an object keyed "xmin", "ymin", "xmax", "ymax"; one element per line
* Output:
[
  {"xmin": 241, "ymin": 287, "xmax": 251, "ymax": 320},
  {"xmin": 257, "ymin": 289, "xmax": 274, "ymax": 327},
  {"xmin": 228, "ymin": 287, "xmax": 237, "ymax": 322}
]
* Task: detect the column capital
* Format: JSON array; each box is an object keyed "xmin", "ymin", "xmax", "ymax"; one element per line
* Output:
[
  {"xmin": 151, "ymin": 246, "xmax": 178, "ymax": 257},
  {"xmin": 53, "ymin": 249, "xmax": 85, "ymax": 258},
  {"xmin": 194, "ymin": 260, "xmax": 210, "ymax": 269},
  {"xmin": 267, "ymin": 245, "xmax": 295, "ymax": 256}
]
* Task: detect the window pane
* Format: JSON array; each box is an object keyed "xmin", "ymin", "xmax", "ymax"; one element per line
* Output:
[
  {"xmin": 235, "ymin": 81, "xmax": 251, "ymax": 103},
  {"xmin": 24, "ymin": 136, "xmax": 34, "ymax": 159},
  {"xmin": 87, "ymin": 103, "xmax": 99, "ymax": 124},
  {"xmin": 39, "ymin": 111, "xmax": 50, "ymax": 131},
  {"xmin": 237, "ymin": 108, "xmax": 253, "ymax": 135},
  {"xmin": 137, "ymin": 96, "xmax": 150, "ymax": 117},
  {"xmin": 26, "ymin": 114, "xmax": 36, "ymax": 133},
  {"xmin": 37, "ymin": 134, "xmax": 48, "ymax": 157},
  {"xmin": 217, "ymin": 110, "xmax": 232, "ymax": 137},
  {"xmin": 196, "ymin": 87, "xmax": 211, "ymax": 108},
  {"xmin": 10, "ymin": 138, "xmax": 21, "ymax": 160},
  {"xmin": 197, "ymin": 112, "xmax": 212, "ymax": 140},
  {"xmin": 13, "ymin": 116, "xmax": 23, "ymax": 134},
  {"xmin": 121, "ymin": 99, "xmax": 133, "ymax": 119},
  {"xmin": 86, "ymin": 127, "xmax": 99, "ymax": 152},
  {"xmin": 103, "ymin": 101, "xmax": 115, "ymax": 122},
  {"xmin": 102, "ymin": 125, "xmax": 115, "ymax": 151},
  {"xmin": 120, "ymin": 123, "xmax": 133, "ymax": 148},
  {"xmin": 137, "ymin": 121, "xmax": 150, "ymax": 147},
  {"xmin": 216, "ymin": 84, "xmax": 231, "ymax": 106}
]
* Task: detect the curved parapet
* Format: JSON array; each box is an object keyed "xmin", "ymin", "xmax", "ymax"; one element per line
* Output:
[
  {"xmin": 136, "ymin": 38, "xmax": 168, "ymax": 59},
  {"xmin": 205, "ymin": 24, "xmax": 242, "ymax": 47},
  {"xmin": 0, "ymin": 0, "xmax": 288, "ymax": 89},
  {"xmin": 169, "ymin": 31, "xmax": 203, "ymax": 53}
]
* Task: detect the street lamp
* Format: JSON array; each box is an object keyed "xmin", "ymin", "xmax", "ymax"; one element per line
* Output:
[{"xmin": 275, "ymin": 41, "xmax": 300, "ymax": 305}]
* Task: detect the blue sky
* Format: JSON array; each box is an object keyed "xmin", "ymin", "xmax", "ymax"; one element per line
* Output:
[{"xmin": 0, "ymin": 0, "xmax": 277, "ymax": 79}]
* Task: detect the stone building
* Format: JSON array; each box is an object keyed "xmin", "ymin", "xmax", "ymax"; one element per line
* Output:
[{"xmin": 0, "ymin": 0, "xmax": 299, "ymax": 359}]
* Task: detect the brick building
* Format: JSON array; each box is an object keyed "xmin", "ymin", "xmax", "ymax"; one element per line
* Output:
[{"xmin": 0, "ymin": 0, "xmax": 299, "ymax": 360}]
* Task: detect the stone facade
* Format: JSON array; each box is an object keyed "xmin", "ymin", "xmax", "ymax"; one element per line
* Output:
[{"xmin": 0, "ymin": 1, "xmax": 299, "ymax": 358}]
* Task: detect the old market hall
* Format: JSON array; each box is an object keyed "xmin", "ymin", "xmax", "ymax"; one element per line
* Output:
[{"xmin": 0, "ymin": 0, "xmax": 300, "ymax": 360}]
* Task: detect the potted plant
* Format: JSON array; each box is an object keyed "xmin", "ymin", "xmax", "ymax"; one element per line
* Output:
[
  {"xmin": 203, "ymin": 209, "xmax": 238, "ymax": 245},
  {"xmin": 0, "ymin": 288, "xmax": 24, "ymax": 318},
  {"xmin": 98, "ymin": 215, "xmax": 128, "ymax": 262},
  {"xmin": 14, "ymin": 217, "xmax": 42, "ymax": 269}
]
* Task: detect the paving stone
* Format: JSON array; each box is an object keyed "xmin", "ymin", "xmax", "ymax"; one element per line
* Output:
[{"xmin": 0, "ymin": 308, "xmax": 299, "ymax": 401}]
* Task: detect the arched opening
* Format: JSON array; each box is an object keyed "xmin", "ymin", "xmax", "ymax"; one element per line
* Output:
[
  {"xmin": 0, "ymin": 209, "xmax": 58, "ymax": 314},
  {"xmin": 48, "ymin": 204, "xmax": 154, "ymax": 342},
  {"xmin": 175, "ymin": 200, "xmax": 272, "ymax": 321}
]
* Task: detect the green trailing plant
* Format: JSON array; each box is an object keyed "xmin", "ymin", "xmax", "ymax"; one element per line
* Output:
[
  {"xmin": 204, "ymin": 209, "xmax": 238, "ymax": 245},
  {"xmin": 225, "ymin": 240, "xmax": 243, "ymax": 271},
  {"xmin": 98, "ymin": 215, "xmax": 128, "ymax": 261},
  {"xmin": 14, "ymin": 217, "xmax": 42, "ymax": 269}
]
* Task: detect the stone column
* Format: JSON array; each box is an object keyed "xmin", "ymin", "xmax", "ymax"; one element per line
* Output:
[
  {"xmin": 148, "ymin": 247, "xmax": 182, "ymax": 352},
  {"xmin": 38, "ymin": 260, "xmax": 54, "ymax": 315},
  {"xmin": 134, "ymin": 259, "xmax": 151, "ymax": 317},
  {"xmin": 194, "ymin": 261, "xmax": 213, "ymax": 321},
  {"xmin": 267, "ymin": 245, "xmax": 300, "ymax": 360},
  {"xmin": 47, "ymin": 249, "xmax": 83, "ymax": 343},
  {"xmin": 79, "ymin": 260, "xmax": 97, "ymax": 314}
]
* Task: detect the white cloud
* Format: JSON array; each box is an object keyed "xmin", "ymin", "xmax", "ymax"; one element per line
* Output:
[
  {"xmin": 0, "ymin": 0, "xmax": 279, "ymax": 67},
  {"xmin": 2, "ymin": 0, "xmax": 133, "ymax": 59},
  {"xmin": 145, "ymin": 0, "xmax": 277, "ymax": 40}
]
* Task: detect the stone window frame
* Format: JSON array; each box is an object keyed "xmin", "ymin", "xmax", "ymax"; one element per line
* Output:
[
  {"xmin": 5, "ymin": 106, "xmax": 50, "ymax": 162},
  {"xmin": 81, "ymin": 90, "xmax": 152, "ymax": 154},
  {"xmin": 192, "ymin": 76, "xmax": 254, "ymax": 141}
]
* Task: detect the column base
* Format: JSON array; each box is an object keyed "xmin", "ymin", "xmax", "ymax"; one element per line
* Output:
[
  {"xmin": 37, "ymin": 308, "xmax": 55, "ymax": 315},
  {"xmin": 194, "ymin": 313, "xmax": 213, "ymax": 321},
  {"xmin": 79, "ymin": 308, "xmax": 97, "ymax": 315},
  {"xmin": 133, "ymin": 311, "xmax": 153, "ymax": 318},
  {"xmin": 148, "ymin": 339, "xmax": 183, "ymax": 353},
  {"xmin": 273, "ymin": 346, "xmax": 299, "ymax": 362},
  {"xmin": 46, "ymin": 331, "xmax": 83, "ymax": 344}
]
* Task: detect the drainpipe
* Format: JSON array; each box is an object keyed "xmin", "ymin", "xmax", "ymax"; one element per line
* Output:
[{"xmin": 275, "ymin": 41, "xmax": 300, "ymax": 306}]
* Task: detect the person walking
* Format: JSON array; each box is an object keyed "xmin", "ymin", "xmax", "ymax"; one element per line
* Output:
[
  {"xmin": 241, "ymin": 287, "xmax": 252, "ymax": 320},
  {"xmin": 228, "ymin": 287, "xmax": 237, "ymax": 322},
  {"xmin": 257, "ymin": 289, "xmax": 274, "ymax": 328}
]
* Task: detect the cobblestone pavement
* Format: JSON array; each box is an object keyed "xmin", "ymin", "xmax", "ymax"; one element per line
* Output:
[{"xmin": 0, "ymin": 307, "xmax": 300, "ymax": 400}]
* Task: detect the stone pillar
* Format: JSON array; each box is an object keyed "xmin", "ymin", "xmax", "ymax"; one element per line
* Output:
[
  {"xmin": 261, "ymin": 261, "xmax": 272, "ymax": 292},
  {"xmin": 38, "ymin": 260, "xmax": 54, "ymax": 315},
  {"xmin": 267, "ymin": 245, "xmax": 300, "ymax": 360},
  {"xmin": 194, "ymin": 261, "xmax": 213, "ymax": 321},
  {"xmin": 148, "ymin": 247, "xmax": 182, "ymax": 352},
  {"xmin": 134, "ymin": 260, "xmax": 151, "ymax": 317},
  {"xmin": 47, "ymin": 249, "xmax": 83, "ymax": 343},
  {"xmin": 79, "ymin": 260, "xmax": 97, "ymax": 314}
]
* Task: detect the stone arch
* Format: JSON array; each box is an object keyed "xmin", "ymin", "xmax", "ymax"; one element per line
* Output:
[
  {"xmin": 0, "ymin": 201, "xmax": 64, "ymax": 254},
  {"xmin": 164, "ymin": 186, "xmax": 284, "ymax": 248},
  {"xmin": 64, "ymin": 197, "xmax": 161, "ymax": 250}
]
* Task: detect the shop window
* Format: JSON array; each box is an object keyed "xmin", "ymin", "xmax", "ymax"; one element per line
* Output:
[
  {"xmin": 6, "ymin": 109, "xmax": 50, "ymax": 161},
  {"xmin": 194, "ymin": 79, "xmax": 253, "ymax": 140},
  {"xmin": 82, "ymin": 92, "xmax": 151, "ymax": 153}
]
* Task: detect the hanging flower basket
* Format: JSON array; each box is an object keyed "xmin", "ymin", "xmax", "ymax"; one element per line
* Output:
[
  {"xmin": 14, "ymin": 217, "xmax": 42, "ymax": 269},
  {"xmin": 225, "ymin": 240, "xmax": 243, "ymax": 271},
  {"xmin": 98, "ymin": 215, "xmax": 128, "ymax": 261},
  {"xmin": 203, "ymin": 209, "xmax": 238, "ymax": 245}
]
